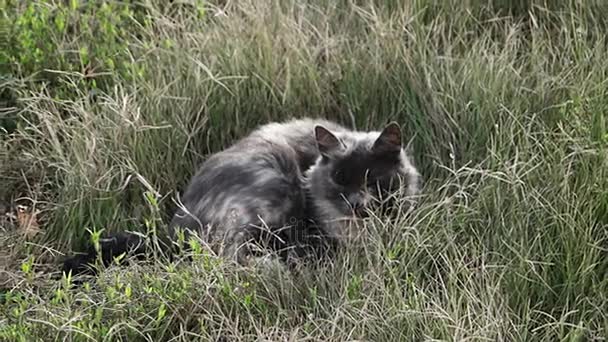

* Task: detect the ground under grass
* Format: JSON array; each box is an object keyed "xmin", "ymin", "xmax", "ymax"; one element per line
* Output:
[{"xmin": 1, "ymin": 0, "xmax": 607, "ymax": 341}]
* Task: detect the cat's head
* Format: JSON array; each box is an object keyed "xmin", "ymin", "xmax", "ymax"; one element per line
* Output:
[{"xmin": 306, "ymin": 122, "xmax": 420, "ymax": 237}]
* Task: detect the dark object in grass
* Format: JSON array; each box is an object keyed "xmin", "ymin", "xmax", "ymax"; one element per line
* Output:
[{"xmin": 61, "ymin": 232, "xmax": 147, "ymax": 276}]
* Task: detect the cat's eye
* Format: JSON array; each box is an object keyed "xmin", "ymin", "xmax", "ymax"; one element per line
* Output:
[{"xmin": 333, "ymin": 169, "xmax": 346, "ymax": 185}]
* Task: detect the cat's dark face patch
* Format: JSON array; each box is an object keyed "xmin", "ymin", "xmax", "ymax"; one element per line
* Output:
[
  {"xmin": 330, "ymin": 147, "xmax": 400, "ymax": 189},
  {"xmin": 313, "ymin": 144, "xmax": 404, "ymax": 218}
]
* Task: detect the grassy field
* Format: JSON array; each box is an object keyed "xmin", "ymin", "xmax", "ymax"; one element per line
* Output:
[{"xmin": 1, "ymin": 0, "xmax": 607, "ymax": 340}]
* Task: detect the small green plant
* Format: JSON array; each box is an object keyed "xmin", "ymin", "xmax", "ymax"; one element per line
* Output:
[
  {"xmin": 19, "ymin": 255, "xmax": 35, "ymax": 282},
  {"xmin": 346, "ymin": 274, "xmax": 363, "ymax": 301}
]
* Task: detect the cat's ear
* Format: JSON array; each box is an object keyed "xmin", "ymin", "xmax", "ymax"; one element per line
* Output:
[
  {"xmin": 373, "ymin": 122, "xmax": 402, "ymax": 155},
  {"xmin": 315, "ymin": 125, "xmax": 343, "ymax": 157}
]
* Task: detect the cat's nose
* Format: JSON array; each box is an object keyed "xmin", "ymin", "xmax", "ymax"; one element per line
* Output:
[
  {"xmin": 348, "ymin": 195, "xmax": 368, "ymax": 217},
  {"xmin": 353, "ymin": 204, "xmax": 368, "ymax": 218}
]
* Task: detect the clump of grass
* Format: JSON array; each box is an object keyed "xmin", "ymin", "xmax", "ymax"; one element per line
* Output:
[{"xmin": 1, "ymin": 0, "xmax": 607, "ymax": 340}]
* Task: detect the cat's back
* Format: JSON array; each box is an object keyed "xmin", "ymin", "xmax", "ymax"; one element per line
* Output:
[
  {"xmin": 170, "ymin": 118, "xmax": 343, "ymax": 237},
  {"xmin": 248, "ymin": 118, "xmax": 348, "ymax": 170}
]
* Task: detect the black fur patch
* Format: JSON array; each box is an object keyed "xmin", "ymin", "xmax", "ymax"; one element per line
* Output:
[
  {"xmin": 331, "ymin": 147, "xmax": 401, "ymax": 192},
  {"xmin": 61, "ymin": 232, "xmax": 146, "ymax": 276}
]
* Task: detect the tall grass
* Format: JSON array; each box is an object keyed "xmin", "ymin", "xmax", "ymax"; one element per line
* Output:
[{"xmin": 1, "ymin": 0, "xmax": 607, "ymax": 340}]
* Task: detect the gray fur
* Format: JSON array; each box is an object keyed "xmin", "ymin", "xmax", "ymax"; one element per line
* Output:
[
  {"xmin": 169, "ymin": 118, "xmax": 349, "ymax": 263},
  {"xmin": 170, "ymin": 117, "xmax": 420, "ymax": 263}
]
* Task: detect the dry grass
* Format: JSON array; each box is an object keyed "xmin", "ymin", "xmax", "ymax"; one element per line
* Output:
[{"xmin": 0, "ymin": 0, "xmax": 607, "ymax": 341}]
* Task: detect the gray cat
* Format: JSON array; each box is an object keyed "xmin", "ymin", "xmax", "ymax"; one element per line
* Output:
[
  {"xmin": 61, "ymin": 118, "xmax": 420, "ymax": 275},
  {"xmin": 305, "ymin": 122, "xmax": 420, "ymax": 242}
]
